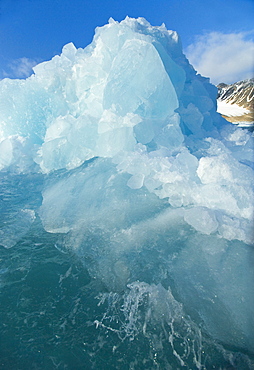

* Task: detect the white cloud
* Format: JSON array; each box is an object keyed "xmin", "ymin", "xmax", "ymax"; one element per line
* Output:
[
  {"xmin": 2, "ymin": 57, "xmax": 39, "ymax": 79},
  {"xmin": 185, "ymin": 31, "xmax": 254, "ymax": 85}
]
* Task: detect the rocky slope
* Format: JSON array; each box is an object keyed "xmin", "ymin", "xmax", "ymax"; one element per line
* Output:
[{"xmin": 217, "ymin": 78, "xmax": 254, "ymax": 126}]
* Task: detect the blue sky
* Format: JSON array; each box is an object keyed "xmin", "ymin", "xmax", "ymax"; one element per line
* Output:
[{"xmin": 0, "ymin": 0, "xmax": 253, "ymax": 84}]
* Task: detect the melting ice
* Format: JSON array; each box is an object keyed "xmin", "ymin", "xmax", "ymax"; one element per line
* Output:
[{"xmin": 0, "ymin": 17, "xmax": 253, "ymax": 368}]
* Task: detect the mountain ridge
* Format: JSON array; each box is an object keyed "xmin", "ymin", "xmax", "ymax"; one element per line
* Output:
[{"xmin": 217, "ymin": 78, "xmax": 254, "ymax": 125}]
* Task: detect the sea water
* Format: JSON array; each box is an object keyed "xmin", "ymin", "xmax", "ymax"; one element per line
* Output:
[{"xmin": 0, "ymin": 168, "xmax": 253, "ymax": 369}]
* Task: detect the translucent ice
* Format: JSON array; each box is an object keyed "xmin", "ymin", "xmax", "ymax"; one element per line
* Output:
[{"xmin": 184, "ymin": 206, "xmax": 218, "ymax": 234}]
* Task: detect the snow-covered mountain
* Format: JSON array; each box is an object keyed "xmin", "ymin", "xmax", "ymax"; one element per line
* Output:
[{"xmin": 217, "ymin": 78, "xmax": 254, "ymax": 127}]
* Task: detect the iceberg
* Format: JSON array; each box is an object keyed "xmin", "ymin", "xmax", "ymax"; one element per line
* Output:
[{"xmin": 0, "ymin": 17, "xmax": 253, "ymax": 369}]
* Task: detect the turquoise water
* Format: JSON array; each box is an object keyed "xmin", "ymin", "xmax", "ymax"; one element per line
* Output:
[{"xmin": 0, "ymin": 172, "xmax": 253, "ymax": 369}]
